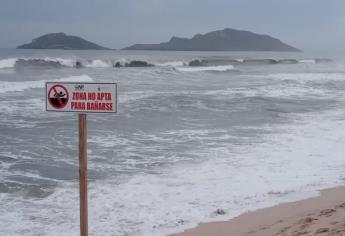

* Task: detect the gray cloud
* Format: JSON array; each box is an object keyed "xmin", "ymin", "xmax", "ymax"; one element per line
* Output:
[{"xmin": 1, "ymin": 0, "xmax": 345, "ymax": 51}]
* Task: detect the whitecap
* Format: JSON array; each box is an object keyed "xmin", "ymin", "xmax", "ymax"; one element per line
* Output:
[
  {"xmin": 0, "ymin": 58, "xmax": 17, "ymax": 69},
  {"xmin": 85, "ymin": 60, "xmax": 112, "ymax": 68},
  {"xmin": 0, "ymin": 75, "xmax": 94, "ymax": 94},
  {"xmin": 176, "ymin": 65, "xmax": 235, "ymax": 72},
  {"xmin": 156, "ymin": 61, "xmax": 185, "ymax": 67},
  {"xmin": 299, "ymin": 59, "xmax": 316, "ymax": 63}
]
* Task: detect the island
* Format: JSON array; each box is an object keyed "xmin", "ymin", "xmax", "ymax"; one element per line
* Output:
[
  {"xmin": 124, "ymin": 28, "xmax": 300, "ymax": 52},
  {"xmin": 17, "ymin": 33, "xmax": 109, "ymax": 50}
]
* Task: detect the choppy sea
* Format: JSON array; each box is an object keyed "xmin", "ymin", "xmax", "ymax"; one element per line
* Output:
[{"xmin": 1, "ymin": 49, "xmax": 345, "ymax": 236}]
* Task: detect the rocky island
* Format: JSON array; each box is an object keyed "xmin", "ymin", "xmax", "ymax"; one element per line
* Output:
[
  {"xmin": 124, "ymin": 28, "xmax": 300, "ymax": 52},
  {"xmin": 17, "ymin": 33, "xmax": 109, "ymax": 50}
]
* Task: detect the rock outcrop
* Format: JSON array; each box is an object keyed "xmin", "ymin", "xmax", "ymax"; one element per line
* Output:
[{"xmin": 17, "ymin": 33, "xmax": 109, "ymax": 50}]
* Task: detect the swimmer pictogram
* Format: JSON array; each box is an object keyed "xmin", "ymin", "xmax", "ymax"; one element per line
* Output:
[{"xmin": 48, "ymin": 84, "xmax": 69, "ymax": 109}]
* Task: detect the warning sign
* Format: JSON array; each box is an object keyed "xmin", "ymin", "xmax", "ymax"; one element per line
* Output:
[{"xmin": 46, "ymin": 82, "xmax": 117, "ymax": 113}]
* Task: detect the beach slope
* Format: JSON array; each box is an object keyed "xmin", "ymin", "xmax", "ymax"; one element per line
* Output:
[{"xmin": 172, "ymin": 186, "xmax": 345, "ymax": 236}]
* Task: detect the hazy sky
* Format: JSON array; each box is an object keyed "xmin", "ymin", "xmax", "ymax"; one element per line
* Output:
[{"xmin": 1, "ymin": 0, "xmax": 345, "ymax": 51}]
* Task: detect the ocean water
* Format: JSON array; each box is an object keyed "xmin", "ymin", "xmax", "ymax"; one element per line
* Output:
[{"xmin": 1, "ymin": 49, "xmax": 345, "ymax": 236}]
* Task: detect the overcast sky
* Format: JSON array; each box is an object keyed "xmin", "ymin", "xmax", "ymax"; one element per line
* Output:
[{"xmin": 1, "ymin": 0, "xmax": 345, "ymax": 51}]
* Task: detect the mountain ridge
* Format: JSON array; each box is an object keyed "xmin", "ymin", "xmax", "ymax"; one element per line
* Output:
[{"xmin": 124, "ymin": 28, "xmax": 301, "ymax": 52}]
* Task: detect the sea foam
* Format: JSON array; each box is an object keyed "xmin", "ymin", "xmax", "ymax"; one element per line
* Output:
[
  {"xmin": 0, "ymin": 58, "xmax": 17, "ymax": 69},
  {"xmin": 0, "ymin": 75, "xmax": 93, "ymax": 94},
  {"xmin": 156, "ymin": 61, "xmax": 186, "ymax": 67},
  {"xmin": 85, "ymin": 60, "xmax": 112, "ymax": 68},
  {"xmin": 2, "ymin": 110, "xmax": 345, "ymax": 236}
]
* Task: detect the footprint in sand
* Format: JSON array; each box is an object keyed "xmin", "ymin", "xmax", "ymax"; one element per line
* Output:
[
  {"xmin": 292, "ymin": 230, "xmax": 309, "ymax": 235},
  {"xmin": 336, "ymin": 203, "xmax": 345, "ymax": 208},
  {"xmin": 297, "ymin": 217, "xmax": 317, "ymax": 224},
  {"xmin": 319, "ymin": 208, "xmax": 336, "ymax": 217},
  {"xmin": 315, "ymin": 227, "xmax": 330, "ymax": 234}
]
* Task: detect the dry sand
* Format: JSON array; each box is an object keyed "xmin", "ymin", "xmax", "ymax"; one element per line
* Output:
[{"xmin": 172, "ymin": 186, "xmax": 345, "ymax": 236}]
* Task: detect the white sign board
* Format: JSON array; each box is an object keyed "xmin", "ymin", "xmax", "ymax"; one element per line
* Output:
[{"xmin": 46, "ymin": 82, "xmax": 117, "ymax": 113}]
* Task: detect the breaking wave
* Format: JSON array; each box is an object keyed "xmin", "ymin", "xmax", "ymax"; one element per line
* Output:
[
  {"xmin": 156, "ymin": 61, "xmax": 186, "ymax": 67},
  {"xmin": 0, "ymin": 75, "xmax": 93, "ymax": 94},
  {"xmin": 186, "ymin": 58, "xmax": 333, "ymax": 67},
  {"xmin": 175, "ymin": 65, "xmax": 235, "ymax": 72},
  {"xmin": 0, "ymin": 57, "xmax": 75, "ymax": 69},
  {"xmin": 84, "ymin": 59, "xmax": 112, "ymax": 68},
  {"xmin": 0, "ymin": 57, "xmax": 334, "ymax": 70},
  {"xmin": 0, "ymin": 58, "xmax": 17, "ymax": 69},
  {"xmin": 0, "ymin": 57, "xmax": 113, "ymax": 69}
]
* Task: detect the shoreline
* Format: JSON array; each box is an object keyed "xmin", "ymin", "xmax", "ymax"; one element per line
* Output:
[{"xmin": 171, "ymin": 186, "xmax": 345, "ymax": 236}]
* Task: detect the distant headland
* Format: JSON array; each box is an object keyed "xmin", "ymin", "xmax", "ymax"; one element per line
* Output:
[
  {"xmin": 124, "ymin": 28, "xmax": 300, "ymax": 52},
  {"xmin": 17, "ymin": 29, "xmax": 300, "ymax": 52},
  {"xmin": 17, "ymin": 33, "xmax": 109, "ymax": 50}
]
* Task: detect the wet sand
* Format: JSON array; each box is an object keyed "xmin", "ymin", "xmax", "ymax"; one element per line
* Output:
[{"xmin": 172, "ymin": 186, "xmax": 345, "ymax": 236}]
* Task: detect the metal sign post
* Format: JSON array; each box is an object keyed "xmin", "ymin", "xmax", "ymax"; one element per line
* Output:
[{"xmin": 46, "ymin": 82, "xmax": 117, "ymax": 236}]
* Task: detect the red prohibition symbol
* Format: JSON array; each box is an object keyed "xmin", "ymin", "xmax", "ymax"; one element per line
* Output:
[{"xmin": 48, "ymin": 84, "xmax": 69, "ymax": 109}]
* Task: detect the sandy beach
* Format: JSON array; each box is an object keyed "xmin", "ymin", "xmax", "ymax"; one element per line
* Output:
[{"xmin": 173, "ymin": 186, "xmax": 345, "ymax": 236}]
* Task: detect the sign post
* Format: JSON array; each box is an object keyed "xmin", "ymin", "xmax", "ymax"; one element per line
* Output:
[
  {"xmin": 79, "ymin": 113, "xmax": 88, "ymax": 236},
  {"xmin": 46, "ymin": 82, "xmax": 117, "ymax": 236}
]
